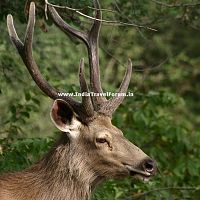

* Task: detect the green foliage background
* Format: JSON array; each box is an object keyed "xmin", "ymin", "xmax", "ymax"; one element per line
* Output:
[{"xmin": 0, "ymin": 0, "xmax": 200, "ymax": 199}]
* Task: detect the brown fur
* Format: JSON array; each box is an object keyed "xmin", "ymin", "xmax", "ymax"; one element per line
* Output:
[
  {"xmin": 3, "ymin": 1, "xmax": 156, "ymax": 199},
  {"xmin": 0, "ymin": 116, "xmax": 150, "ymax": 200}
]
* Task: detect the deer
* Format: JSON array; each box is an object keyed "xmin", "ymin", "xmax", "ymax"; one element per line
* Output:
[{"xmin": 0, "ymin": 1, "xmax": 157, "ymax": 200}]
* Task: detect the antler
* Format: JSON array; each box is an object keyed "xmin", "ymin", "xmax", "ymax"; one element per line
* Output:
[
  {"xmin": 7, "ymin": 2, "xmax": 94, "ymax": 122},
  {"xmin": 7, "ymin": 0, "xmax": 132, "ymax": 122},
  {"xmin": 48, "ymin": 0, "xmax": 132, "ymax": 117}
]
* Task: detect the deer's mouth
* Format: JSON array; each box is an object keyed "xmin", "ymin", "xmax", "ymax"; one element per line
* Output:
[
  {"xmin": 125, "ymin": 165, "xmax": 153, "ymax": 181},
  {"xmin": 124, "ymin": 158, "xmax": 157, "ymax": 181}
]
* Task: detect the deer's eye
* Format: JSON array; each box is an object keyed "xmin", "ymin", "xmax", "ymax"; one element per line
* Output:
[{"xmin": 96, "ymin": 138, "xmax": 108, "ymax": 144}]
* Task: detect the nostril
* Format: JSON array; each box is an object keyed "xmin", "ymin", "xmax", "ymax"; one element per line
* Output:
[{"xmin": 143, "ymin": 159, "xmax": 156, "ymax": 173}]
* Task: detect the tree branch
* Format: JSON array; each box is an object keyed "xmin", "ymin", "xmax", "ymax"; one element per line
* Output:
[{"xmin": 44, "ymin": 0, "xmax": 157, "ymax": 31}]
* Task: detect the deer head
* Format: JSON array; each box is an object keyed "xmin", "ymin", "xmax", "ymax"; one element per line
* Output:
[{"xmin": 6, "ymin": 0, "xmax": 157, "ymax": 198}]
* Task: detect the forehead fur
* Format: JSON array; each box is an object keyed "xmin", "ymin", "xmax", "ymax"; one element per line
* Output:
[{"xmin": 87, "ymin": 115, "xmax": 121, "ymax": 134}]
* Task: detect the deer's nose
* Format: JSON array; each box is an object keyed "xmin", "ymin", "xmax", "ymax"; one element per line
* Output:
[{"xmin": 142, "ymin": 159, "xmax": 157, "ymax": 174}]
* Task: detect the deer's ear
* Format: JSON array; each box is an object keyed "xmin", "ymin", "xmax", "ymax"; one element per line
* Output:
[{"xmin": 50, "ymin": 99, "xmax": 81, "ymax": 138}]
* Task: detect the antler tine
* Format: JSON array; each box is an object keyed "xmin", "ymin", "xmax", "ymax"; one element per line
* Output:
[
  {"xmin": 87, "ymin": 0, "xmax": 106, "ymax": 106},
  {"xmin": 47, "ymin": 0, "xmax": 132, "ymax": 118},
  {"xmin": 7, "ymin": 2, "xmax": 80, "ymax": 109},
  {"xmin": 48, "ymin": 0, "xmax": 107, "ymax": 110},
  {"xmin": 99, "ymin": 59, "xmax": 133, "ymax": 116},
  {"xmin": 79, "ymin": 58, "xmax": 94, "ymax": 117},
  {"xmin": 7, "ymin": 15, "xmax": 24, "ymax": 52},
  {"xmin": 47, "ymin": 6, "xmax": 88, "ymax": 45}
]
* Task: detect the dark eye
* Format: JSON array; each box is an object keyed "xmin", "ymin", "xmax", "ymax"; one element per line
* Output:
[{"xmin": 96, "ymin": 138, "xmax": 107, "ymax": 144}]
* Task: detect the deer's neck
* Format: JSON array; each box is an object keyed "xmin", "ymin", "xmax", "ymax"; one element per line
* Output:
[
  {"xmin": 2, "ymin": 136, "xmax": 102, "ymax": 200},
  {"xmin": 28, "ymin": 136, "xmax": 101, "ymax": 200}
]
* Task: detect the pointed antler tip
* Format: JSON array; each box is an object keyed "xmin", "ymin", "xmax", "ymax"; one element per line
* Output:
[
  {"xmin": 7, "ymin": 14, "xmax": 16, "ymax": 38},
  {"xmin": 127, "ymin": 59, "xmax": 133, "ymax": 71},
  {"xmin": 30, "ymin": 2, "xmax": 35, "ymax": 8},
  {"xmin": 7, "ymin": 14, "xmax": 12, "ymax": 20},
  {"xmin": 29, "ymin": 2, "xmax": 36, "ymax": 16},
  {"xmin": 94, "ymin": 0, "xmax": 100, "ymax": 6},
  {"xmin": 7, "ymin": 14, "xmax": 13, "ymax": 26},
  {"xmin": 128, "ymin": 58, "xmax": 132, "ymax": 65},
  {"xmin": 92, "ymin": 0, "xmax": 102, "ymax": 23}
]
